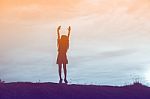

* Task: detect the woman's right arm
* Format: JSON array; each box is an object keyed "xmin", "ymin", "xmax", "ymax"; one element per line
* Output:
[{"xmin": 57, "ymin": 26, "xmax": 61, "ymax": 39}]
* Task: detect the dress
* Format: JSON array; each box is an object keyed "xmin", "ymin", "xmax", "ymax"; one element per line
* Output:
[
  {"xmin": 56, "ymin": 38, "xmax": 68, "ymax": 64},
  {"xmin": 56, "ymin": 52, "xmax": 68, "ymax": 64}
]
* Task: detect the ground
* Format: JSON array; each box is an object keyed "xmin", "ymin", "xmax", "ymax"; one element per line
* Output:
[{"xmin": 0, "ymin": 82, "xmax": 150, "ymax": 99}]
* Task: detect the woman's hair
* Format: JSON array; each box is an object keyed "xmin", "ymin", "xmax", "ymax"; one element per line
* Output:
[{"xmin": 59, "ymin": 35, "xmax": 69, "ymax": 51}]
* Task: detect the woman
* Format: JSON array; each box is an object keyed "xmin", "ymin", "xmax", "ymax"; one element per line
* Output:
[{"xmin": 56, "ymin": 26, "xmax": 71, "ymax": 83}]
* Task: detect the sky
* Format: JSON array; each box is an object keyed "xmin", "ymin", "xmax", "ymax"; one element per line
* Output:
[{"xmin": 0, "ymin": 0, "xmax": 150, "ymax": 85}]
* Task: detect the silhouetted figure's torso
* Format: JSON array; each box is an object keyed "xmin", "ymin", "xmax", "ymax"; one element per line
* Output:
[{"xmin": 57, "ymin": 35, "xmax": 69, "ymax": 64}]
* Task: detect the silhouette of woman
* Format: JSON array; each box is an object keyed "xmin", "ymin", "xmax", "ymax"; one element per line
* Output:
[{"xmin": 56, "ymin": 26, "xmax": 71, "ymax": 83}]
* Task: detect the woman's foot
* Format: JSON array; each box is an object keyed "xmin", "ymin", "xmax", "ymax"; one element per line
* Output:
[
  {"xmin": 59, "ymin": 79, "xmax": 63, "ymax": 83},
  {"xmin": 64, "ymin": 79, "xmax": 68, "ymax": 83}
]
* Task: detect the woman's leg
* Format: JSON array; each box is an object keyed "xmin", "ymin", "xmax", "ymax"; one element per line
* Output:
[
  {"xmin": 58, "ymin": 64, "xmax": 62, "ymax": 81},
  {"xmin": 63, "ymin": 64, "xmax": 68, "ymax": 83}
]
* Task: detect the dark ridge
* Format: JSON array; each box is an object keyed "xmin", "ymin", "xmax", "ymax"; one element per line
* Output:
[{"xmin": 0, "ymin": 82, "xmax": 150, "ymax": 99}]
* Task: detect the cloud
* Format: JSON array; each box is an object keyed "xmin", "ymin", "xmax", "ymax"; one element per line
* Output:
[
  {"xmin": 1, "ymin": 0, "xmax": 150, "ymax": 23},
  {"xmin": 0, "ymin": 0, "xmax": 83, "ymax": 23},
  {"xmin": 71, "ymin": 49, "xmax": 137, "ymax": 62}
]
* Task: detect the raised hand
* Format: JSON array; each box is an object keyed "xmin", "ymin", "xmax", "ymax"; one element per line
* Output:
[
  {"xmin": 57, "ymin": 26, "xmax": 61, "ymax": 31},
  {"xmin": 57, "ymin": 26, "xmax": 61, "ymax": 39},
  {"xmin": 68, "ymin": 26, "xmax": 71, "ymax": 37},
  {"xmin": 68, "ymin": 26, "xmax": 71, "ymax": 32}
]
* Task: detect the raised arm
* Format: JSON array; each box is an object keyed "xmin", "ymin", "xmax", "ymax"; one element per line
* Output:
[
  {"xmin": 68, "ymin": 26, "xmax": 71, "ymax": 38},
  {"xmin": 57, "ymin": 26, "xmax": 61, "ymax": 39}
]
